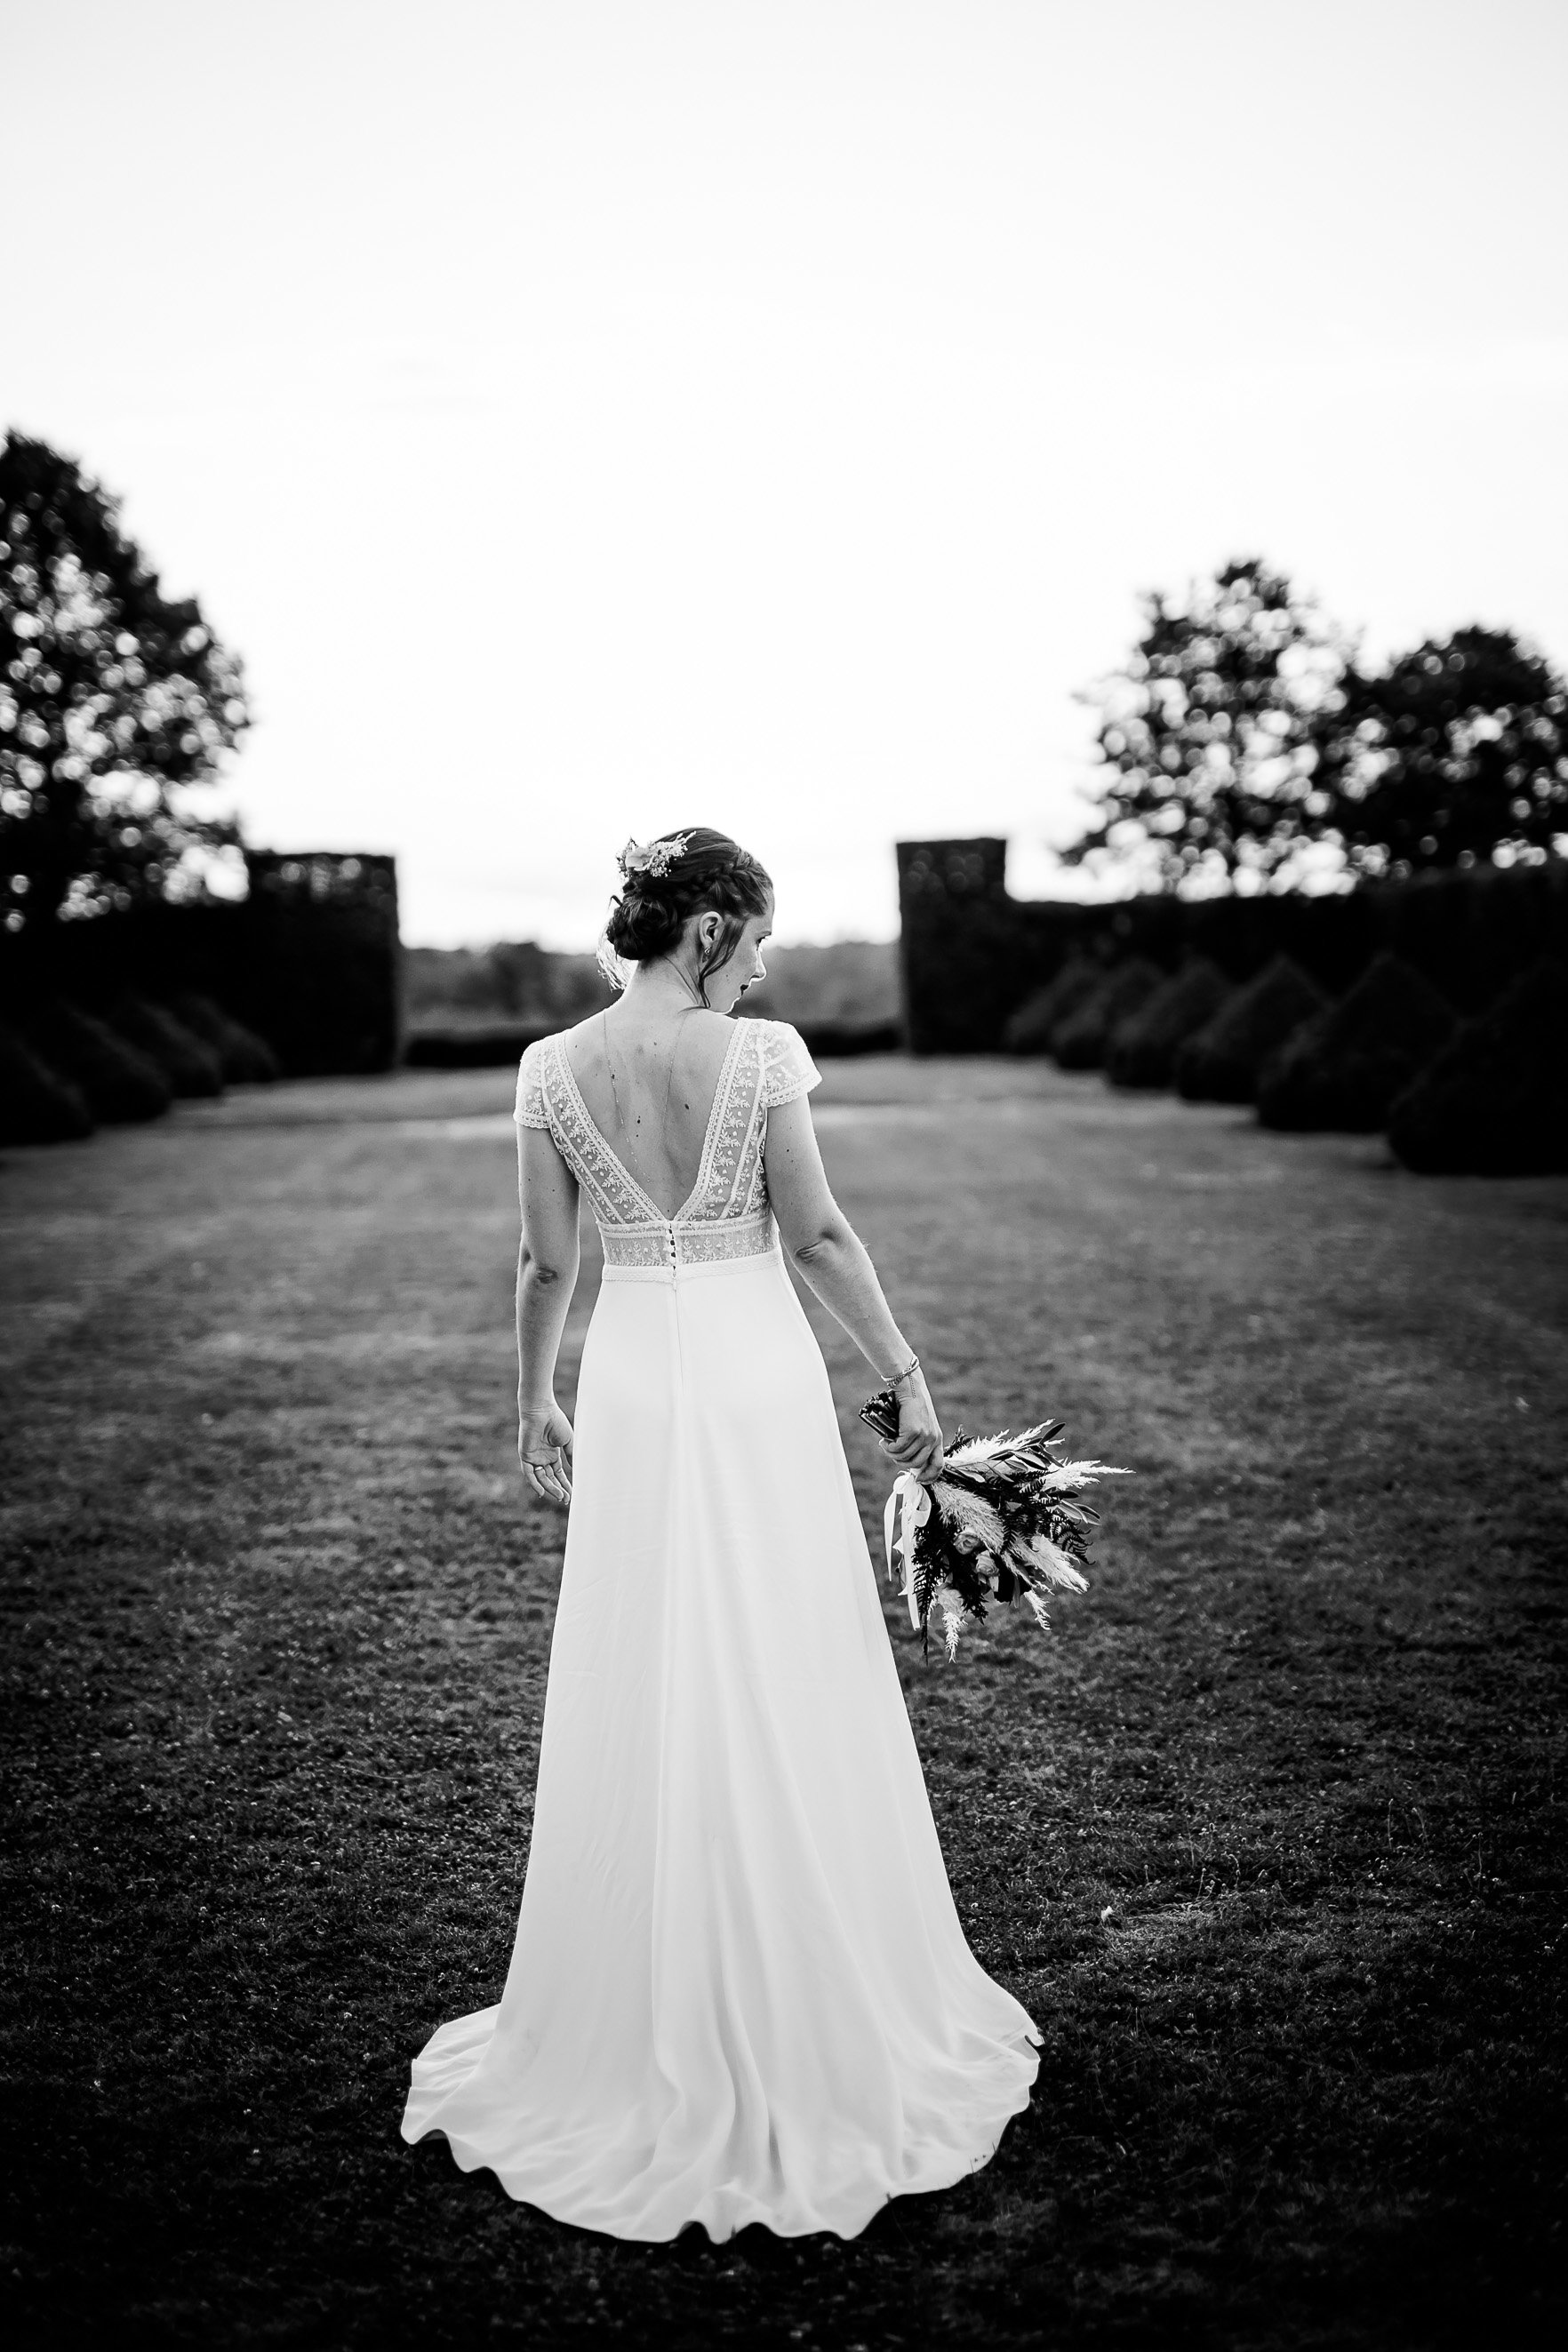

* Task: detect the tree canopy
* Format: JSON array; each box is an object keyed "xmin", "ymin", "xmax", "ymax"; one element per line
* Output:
[
  {"xmin": 1067, "ymin": 562, "xmax": 1568, "ymax": 893},
  {"xmin": 1320, "ymin": 627, "xmax": 1568, "ymax": 878},
  {"xmin": 0, "ymin": 430, "xmax": 249, "ymax": 933},
  {"xmin": 1063, "ymin": 559, "xmax": 1348, "ymax": 895}
]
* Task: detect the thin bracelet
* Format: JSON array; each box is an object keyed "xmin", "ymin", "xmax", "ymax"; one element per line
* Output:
[{"xmin": 886, "ymin": 1352, "xmax": 921, "ymax": 1388}]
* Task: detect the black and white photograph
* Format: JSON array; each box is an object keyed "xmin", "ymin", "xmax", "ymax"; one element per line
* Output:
[{"xmin": 3, "ymin": 3, "xmax": 1565, "ymax": 2345}]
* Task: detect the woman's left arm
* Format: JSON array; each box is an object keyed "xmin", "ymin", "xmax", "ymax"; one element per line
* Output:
[
  {"xmin": 764, "ymin": 1092, "xmax": 944, "ymax": 1480},
  {"xmin": 516, "ymin": 1124, "xmax": 581, "ymax": 1505}
]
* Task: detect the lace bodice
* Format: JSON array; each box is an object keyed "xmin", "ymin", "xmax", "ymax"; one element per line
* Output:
[{"xmin": 514, "ymin": 1018, "xmax": 821, "ymax": 1271}]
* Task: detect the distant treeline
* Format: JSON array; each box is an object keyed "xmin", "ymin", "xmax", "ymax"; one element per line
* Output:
[{"xmin": 404, "ymin": 937, "xmax": 901, "ymax": 1063}]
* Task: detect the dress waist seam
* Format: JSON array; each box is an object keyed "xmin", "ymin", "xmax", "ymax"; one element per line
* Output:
[{"xmin": 599, "ymin": 1243, "xmax": 782, "ymax": 1286}]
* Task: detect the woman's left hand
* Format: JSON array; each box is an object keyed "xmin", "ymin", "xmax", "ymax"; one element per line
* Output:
[{"xmin": 880, "ymin": 1368, "xmax": 945, "ymax": 1484}]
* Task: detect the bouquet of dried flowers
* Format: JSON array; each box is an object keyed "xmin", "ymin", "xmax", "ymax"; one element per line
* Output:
[{"xmin": 860, "ymin": 1388, "xmax": 1128, "ymax": 1660}]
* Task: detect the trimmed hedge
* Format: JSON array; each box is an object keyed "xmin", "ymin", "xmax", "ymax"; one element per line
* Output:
[
  {"xmin": 1001, "ymin": 959, "xmax": 1102, "ymax": 1055},
  {"xmin": 240, "ymin": 852, "xmax": 402, "ymax": 1075},
  {"xmin": 1257, "ymin": 952, "xmax": 1455, "ymax": 1133},
  {"xmin": 172, "ymin": 991, "xmax": 280, "ymax": 1084},
  {"xmin": 1105, "ymin": 958, "xmax": 1231, "ymax": 1090},
  {"xmin": 897, "ymin": 838, "xmax": 1036, "ymax": 1054},
  {"xmin": 0, "ymin": 852, "xmax": 402, "ymax": 1080},
  {"xmin": 790, "ymin": 1017, "xmax": 903, "ymax": 1059},
  {"xmin": 1388, "ymin": 959, "xmax": 1568, "ymax": 1175},
  {"xmin": 1053, "ymin": 960, "xmax": 1164, "ymax": 1070},
  {"xmin": 0, "ymin": 1025, "xmax": 94, "ymax": 1144},
  {"xmin": 900, "ymin": 840, "xmax": 1568, "ymax": 1054},
  {"xmin": 27, "ymin": 1000, "xmax": 172, "ymax": 1123},
  {"xmin": 406, "ymin": 1021, "xmax": 567, "ymax": 1070},
  {"xmin": 1177, "ymin": 956, "xmax": 1329, "ymax": 1104},
  {"xmin": 110, "ymin": 997, "xmax": 225, "ymax": 1098}
]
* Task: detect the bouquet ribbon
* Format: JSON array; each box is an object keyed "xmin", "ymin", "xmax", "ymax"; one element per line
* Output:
[{"xmin": 883, "ymin": 1471, "xmax": 932, "ymax": 1632}]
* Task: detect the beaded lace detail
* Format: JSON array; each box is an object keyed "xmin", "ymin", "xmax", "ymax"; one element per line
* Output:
[
  {"xmin": 514, "ymin": 1019, "xmax": 820, "ymax": 1272},
  {"xmin": 516, "ymin": 1045, "xmax": 548, "ymax": 1130},
  {"xmin": 601, "ymin": 1212, "xmax": 778, "ymax": 1271}
]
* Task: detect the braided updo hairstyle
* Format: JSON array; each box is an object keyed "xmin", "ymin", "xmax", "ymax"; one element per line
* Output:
[{"xmin": 598, "ymin": 827, "xmax": 773, "ymax": 1001}]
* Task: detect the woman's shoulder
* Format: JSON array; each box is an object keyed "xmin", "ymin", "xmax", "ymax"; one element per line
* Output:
[
  {"xmin": 685, "ymin": 1007, "xmax": 740, "ymax": 1050},
  {"xmin": 741, "ymin": 1017, "xmax": 822, "ymax": 1106},
  {"xmin": 518, "ymin": 1025, "xmax": 575, "ymax": 1070},
  {"xmin": 681, "ymin": 1011, "xmax": 740, "ymax": 1078},
  {"xmin": 514, "ymin": 1029, "xmax": 565, "ymax": 1126}
]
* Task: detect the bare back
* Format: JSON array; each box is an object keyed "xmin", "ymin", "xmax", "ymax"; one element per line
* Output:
[{"xmin": 561, "ymin": 1006, "xmax": 738, "ymax": 1222}]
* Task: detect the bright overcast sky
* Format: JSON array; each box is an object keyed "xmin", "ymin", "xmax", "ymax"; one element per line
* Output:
[{"xmin": 4, "ymin": 0, "xmax": 1566, "ymax": 945}]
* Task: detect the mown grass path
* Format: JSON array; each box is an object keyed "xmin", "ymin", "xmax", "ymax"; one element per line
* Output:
[{"xmin": 3, "ymin": 1059, "xmax": 1564, "ymax": 2348}]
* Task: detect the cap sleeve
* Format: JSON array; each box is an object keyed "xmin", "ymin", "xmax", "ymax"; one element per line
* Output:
[
  {"xmin": 514, "ymin": 1038, "xmax": 549, "ymax": 1128},
  {"xmin": 759, "ymin": 1020, "xmax": 822, "ymax": 1109}
]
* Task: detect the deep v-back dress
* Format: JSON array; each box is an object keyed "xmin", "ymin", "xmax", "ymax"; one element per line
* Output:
[{"xmin": 400, "ymin": 1016, "xmax": 1039, "ymax": 2239}]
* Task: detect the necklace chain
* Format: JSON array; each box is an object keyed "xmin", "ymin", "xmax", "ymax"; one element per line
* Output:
[
  {"xmin": 602, "ymin": 991, "xmax": 703, "ymax": 1169},
  {"xmin": 602, "ymin": 941, "xmax": 715, "ymax": 1168}
]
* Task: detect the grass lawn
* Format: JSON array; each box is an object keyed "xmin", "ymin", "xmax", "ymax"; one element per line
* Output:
[{"xmin": 3, "ymin": 1056, "xmax": 1564, "ymax": 2349}]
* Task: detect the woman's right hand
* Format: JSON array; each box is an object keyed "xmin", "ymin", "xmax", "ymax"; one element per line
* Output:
[
  {"xmin": 519, "ymin": 1397, "xmax": 574, "ymax": 1507},
  {"xmin": 879, "ymin": 1369, "xmax": 945, "ymax": 1484}
]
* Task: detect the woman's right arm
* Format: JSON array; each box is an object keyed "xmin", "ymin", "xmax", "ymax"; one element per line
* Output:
[
  {"xmin": 516, "ymin": 1122, "xmax": 581, "ymax": 1505},
  {"xmin": 763, "ymin": 1093, "xmax": 944, "ymax": 1481}
]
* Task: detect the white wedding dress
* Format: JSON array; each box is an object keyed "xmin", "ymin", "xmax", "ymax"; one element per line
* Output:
[{"xmin": 401, "ymin": 1016, "xmax": 1039, "ymax": 2239}]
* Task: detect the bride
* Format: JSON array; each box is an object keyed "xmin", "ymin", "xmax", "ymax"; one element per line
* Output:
[{"xmin": 402, "ymin": 827, "xmax": 1040, "ymax": 2240}]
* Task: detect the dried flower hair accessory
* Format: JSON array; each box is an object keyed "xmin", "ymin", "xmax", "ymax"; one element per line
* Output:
[
  {"xmin": 860, "ymin": 1390, "xmax": 1129, "ymax": 1660},
  {"xmin": 617, "ymin": 834, "xmax": 691, "ymax": 882}
]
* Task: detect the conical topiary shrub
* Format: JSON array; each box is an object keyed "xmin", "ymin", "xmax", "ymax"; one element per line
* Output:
[
  {"xmin": 1052, "ymin": 960, "xmax": 1164, "ymax": 1071},
  {"xmin": 109, "ymin": 996, "xmax": 225, "ymax": 1098},
  {"xmin": 27, "ymin": 1000, "xmax": 172, "ymax": 1123},
  {"xmin": 0, "ymin": 1025, "xmax": 95, "ymax": 1144},
  {"xmin": 171, "ymin": 991, "xmax": 280, "ymax": 1084},
  {"xmin": 1258, "ymin": 951, "xmax": 1456, "ymax": 1132},
  {"xmin": 1106, "ymin": 957, "xmax": 1232, "ymax": 1090},
  {"xmin": 1388, "ymin": 958, "xmax": 1568, "ymax": 1175},
  {"xmin": 1001, "ymin": 958, "xmax": 1101, "ymax": 1055},
  {"xmin": 1176, "ymin": 955, "xmax": 1329, "ymax": 1104}
]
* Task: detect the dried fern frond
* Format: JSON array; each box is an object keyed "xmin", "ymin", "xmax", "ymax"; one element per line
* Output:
[{"xmin": 861, "ymin": 1386, "xmax": 1127, "ymax": 1660}]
